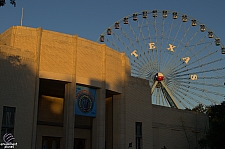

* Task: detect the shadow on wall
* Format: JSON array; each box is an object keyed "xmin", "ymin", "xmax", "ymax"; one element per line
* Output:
[
  {"xmin": 0, "ymin": 54, "xmax": 37, "ymax": 106},
  {"xmin": 0, "ymin": 50, "xmax": 37, "ymax": 148}
]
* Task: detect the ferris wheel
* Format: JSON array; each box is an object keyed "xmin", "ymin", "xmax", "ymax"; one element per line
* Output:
[{"xmin": 97, "ymin": 10, "xmax": 225, "ymax": 109}]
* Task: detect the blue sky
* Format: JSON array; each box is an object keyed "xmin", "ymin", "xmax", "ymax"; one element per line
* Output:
[{"xmin": 0, "ymin": 0, "xmax": 225, "ymax": 43}]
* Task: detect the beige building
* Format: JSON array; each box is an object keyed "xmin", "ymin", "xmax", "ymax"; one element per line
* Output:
[{"xmin": 0, "ymin": 26, "xmax": 208, "ymax": 149}]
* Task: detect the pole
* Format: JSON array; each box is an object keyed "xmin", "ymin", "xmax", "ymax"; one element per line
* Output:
[{"xmin": 20, "ymin": 7, "xmax": 24, "ymax": 26}]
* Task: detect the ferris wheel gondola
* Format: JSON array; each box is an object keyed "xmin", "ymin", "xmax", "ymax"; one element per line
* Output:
[{"xmin": 97, "ymin": 10, "xmax": 225, "ymax": 109}]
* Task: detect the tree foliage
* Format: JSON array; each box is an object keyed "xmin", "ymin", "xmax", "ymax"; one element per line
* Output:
[
  {"xmin": 0, "ymin": 0, "xmax": 16, "ymax": 7},
  {"xmin": 198, "ymin": 101, "xmax": 225, "ymax": 149},
  {"xmin": 191, "ymin": 103, "xmax": 209, "ymax": 113}
]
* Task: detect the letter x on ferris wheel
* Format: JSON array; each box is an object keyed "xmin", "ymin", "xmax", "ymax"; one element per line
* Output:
[{"xmin": 97, "ymin": 10, "xmax": 225, "ymax": 109}]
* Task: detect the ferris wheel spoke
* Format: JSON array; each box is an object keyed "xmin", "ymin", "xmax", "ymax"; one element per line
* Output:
[
  {"xmin": 187, "ymin": 49, "xmax": 217, "ymax": 68},
  {"xmin": 165, "ymin": 32, "xmax": 201, "ymax": 72},
  {"xmin": 146, "ymin": 18, "xmax": 158, "ymax": 65},
  {"xmin": 175, "ymin": 65, "xmax": 225, "ymax": 78},
  {"xmin": 180, "ymin": 47, "xmax": 217, "ymax": 70},
  {"xmin": 164, "ymin": 19, "xmax": 180, "ymax": 44},
  {"xmin": 163, "ymin": 18, "xmax": 193, "ymax": 67},
  {"xmin": 173, "ymin": 45, "xmax": 213, "ymax": 73},
  {"xmin": 152, "ymin": 17, "xmax": 161, "ymax": 71},
  {"xmin": 171, "ymin": 43, "xmax": 214, "ymax": 73},
  {"xmin": 112, "ymin": 30, "xmax": 136, "ymax": 52},
  {"xmin": 106, "ymin": 38, "xmax": 121, "ymax": 52},
  {"xmin": 199, "ymin": 76, "xmax": 225, "ymax": 79},
  {"xmin": 131, "ymin": 65, "xmax": 143, "ymax": 74},
  {"xmin": 125, "ymin": 24, "xmax": 151, "ymax": 66},
  {"xmin": 173, "ymin": 44, "xmax": 215, "ymax": 74},
  {"xmin": 165, "ymin": 34, "xmax": 208, "ymax": 73},
  {"xmin": 159, "ymin": 18, "xmax": 166, "ymax": 70},
  {"xmin": 174, "ymin": 57, "xmax": 225, "ymax": 75},
  {"xmin": 146, "ymin": 17, "xmax": 152, "ymax": 43},
  {"xmin": 178, "ymin": 85, "xmax": 220, "ymax": 104},
  {"xmin": 130, "ymin": 62, "xmax": 142, "ymax": 70},
  {"xmin": 136, "ymin": 61, "xmax": 158, "ymax": 76},
  {"xmin": 161, "ymin": 18, "xmax": 175, "ymax": 71},
  {"xmin": 175, "ymin": 87, "xmax": 202, "ymax": 106},
  {"xmin": 175, "ymin": 76, "xmax": 225, "ymax": 80},
  {"xmin": 139, "ymin": 62, "xmax": 158, "ymax": 78},
  {"xmin": 173, "ymin": 90, "xmax": 194, "ymax": 108},
  {"xmin": 135, "ymin": 20, "xmax": 152, "ymax": 63},
  {"xmin": 163, "ymin": 20, "xmax": 183, "ymax": 69},
  {"xmin": 131, "ymin": 70, "xmax": 147, "ymax": 77},
  {"xmin": 179, "ymin": 83, "xmax": 225, "ymax": 99},
  {"xmin": 177, "ymin": 80, "xmax": 225, "ymax": 88},
  {"xmin": 163, "ymin": 18, "xmax": 187, "ymax": 66}
]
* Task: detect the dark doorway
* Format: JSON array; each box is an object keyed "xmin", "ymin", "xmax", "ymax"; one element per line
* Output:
[
  {"xmin": 74, "ymin": 138, "xmax": 85, "ymax": 149},
  {"xmin": 42, "ymin": 136, "xmax": 60, "ymax": 149}
]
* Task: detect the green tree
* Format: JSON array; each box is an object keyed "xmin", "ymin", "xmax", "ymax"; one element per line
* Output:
[
  {"xmin": 0, "ymin": 0, "xmax": 16, "ymax": 7},
  {"xmin": 191, "ymin": 103, "xmax": 209, "ymax": 113},
  {"xmin": 198, "ymin": 101, "xmax": 225, "ymax": 149}
]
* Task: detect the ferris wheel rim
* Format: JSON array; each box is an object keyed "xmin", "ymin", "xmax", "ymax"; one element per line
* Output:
[
  {"xmin": 97, "ymin": 9, "xmax": 225, "ymax": 109},
  {"xmin": 97, "ymin": 10, "xmax": 224, "ymax": 48}
]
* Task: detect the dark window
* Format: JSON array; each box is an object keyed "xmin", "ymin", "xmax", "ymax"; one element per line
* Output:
[
  {"xmin": 42, "ymin": 136, "xmax": 60, "ymax": 149},
  {"xmin": 136, "ymin": 122, "xmax": 142, "ymax": 149},
  {"xmin": 1, "ymin": 106, "xmax": 16, "ymax": 140}
]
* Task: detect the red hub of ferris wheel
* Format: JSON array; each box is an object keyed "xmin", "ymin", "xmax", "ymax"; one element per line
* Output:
[{"xmin": 154, "ymin": 72, "xmax": 164, "ymax": 82}]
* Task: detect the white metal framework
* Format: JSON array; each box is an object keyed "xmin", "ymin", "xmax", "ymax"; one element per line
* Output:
[{"xmin": 98, "ymin": 10, "xmax": 225, "ymax": 109}]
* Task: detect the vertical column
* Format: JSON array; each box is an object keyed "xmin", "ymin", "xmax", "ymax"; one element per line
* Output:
[
  {"xmin": 63, "ymin": 82, "xmax": 76, "ymax": 149},
  {"xmin": 105, "ymin": 97, "xmax": 113, "ymax": 149},
  {"xmin": 63, "ymin": 35, "xmax": 77, "ymax": 149},
  {"xmin": 113, "ymin": 53, "xmax": 126, "ymax": 149},
  {"xmin": 113, "ymin": 94, "xmax": 126, "ymax": 149},
  {"xmin": 31, "ymin": 27, "xmax": 42, "ymax": 149},
  {"xmin": 92, "ymin": 44, "xmax": 106, "ymax": 149}
]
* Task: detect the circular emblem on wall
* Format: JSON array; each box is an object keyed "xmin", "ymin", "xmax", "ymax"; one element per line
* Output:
[{"xmin": 76, "ymin": 90, "xmax": 94, "ymax": 113}]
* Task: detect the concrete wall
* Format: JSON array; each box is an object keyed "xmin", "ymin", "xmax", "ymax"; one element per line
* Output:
[
  {"xmin": 0, "ymin": 27, "xmax": 13, "ymax": 46},
  {"xmin": 0, "ymin": 26, "xmax": 208, "ymax": 149},
  {"xmin": 0, "ymin": 44, "xmax": 37, "ymax": 149},
  {"xmin": 124, "ymin": 76, "xmax": 153, "ymax": 149},
  {"xmin": 152, "ymin": 105, "xmax": 208, "ymax": 149},
  {"xmin": 40, "ymin": 30, "xmax": 74, "ymax": 81},
  {"xmin": 4, "ymin": 26, "xmax": 131, "ymax": 90},
  {"xmin": 0, "ymin": 26, "xmax": 130, "ymax": 149},
  {"xmin": 11, "ymin": 26, "xmax": 39, "ymax": 53}
]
